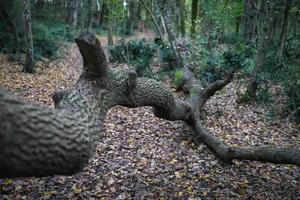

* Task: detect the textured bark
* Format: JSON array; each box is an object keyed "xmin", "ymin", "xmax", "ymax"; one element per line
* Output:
[
  {"xmin": 1, "ymin": 32, "xmax": 300, "ymax": 178},
  {"xmin": 23, "ymin": 0, "xmax": 35, "ymax": 73}
]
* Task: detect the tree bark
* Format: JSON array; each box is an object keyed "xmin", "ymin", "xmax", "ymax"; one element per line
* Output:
[
  {"xmin": 190, "ymin": 0, "xmax": 198, "ymax": 39},
  {"xmin": 23, "ymin": 0, "xmax": 35, "ymax": 73},
  {"xmin": 277, "ymin": 0, "xmax": 291, "ymax": 61},
  {"xmin": 1, "ymin": 32, "xmax": 300, "ymax": 178}
]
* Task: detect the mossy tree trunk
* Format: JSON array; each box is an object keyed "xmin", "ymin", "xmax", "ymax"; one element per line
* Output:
[{"xmin": 0, "ymin": 33, "xmax": 300, "ymax": 178}]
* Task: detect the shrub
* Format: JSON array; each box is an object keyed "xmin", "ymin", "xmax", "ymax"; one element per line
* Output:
[
  {"xmin": 32, "ymin": 21, "xmax": 71, "ymax": 60},
  {"xmin": 198, "ymin": 49, "xmax": 245, "ymax": 83},
  {"xmin": 283, "ymin": 73, "xmax": 300, "ymax": 123},
  {"xmin": 108, "ymin": 39, "xmax": 156, "ymax": 76},
  {"xmin": 173, "ymin": 69, "xmax": 185, "ymax": 89}
]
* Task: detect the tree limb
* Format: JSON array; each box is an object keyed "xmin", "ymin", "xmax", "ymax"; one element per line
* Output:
[{"xmin": 0, "ymin": 33, "xmax": 299, "ymax": 178}]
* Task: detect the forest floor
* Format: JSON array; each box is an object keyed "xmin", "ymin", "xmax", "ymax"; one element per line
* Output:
[{"xmin": 0, "ymin": 33, "xmax": 299, "ymax": 199}]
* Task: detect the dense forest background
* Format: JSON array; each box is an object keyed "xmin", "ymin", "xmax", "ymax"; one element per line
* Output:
[
  {"xmin": 0, "ymin": 0, "xmax": 300, "ymax": 199},
  {"xmin": 0, "ymin": 0, "xmax": 299, "ymax": 123}
]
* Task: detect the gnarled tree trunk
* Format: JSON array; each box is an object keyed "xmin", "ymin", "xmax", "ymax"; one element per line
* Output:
[{"xmin": 0, "ymin": 33, "xmax": 299, "ymax": 178}]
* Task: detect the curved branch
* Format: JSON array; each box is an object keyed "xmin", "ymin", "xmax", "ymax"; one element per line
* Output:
[
  {"xmin": 190, "ymin": 120, "xmax": 300, "ymax": 165},
  {"xmin": 199, "ymin": 72, "xmax": 234, "ymax": 109}
]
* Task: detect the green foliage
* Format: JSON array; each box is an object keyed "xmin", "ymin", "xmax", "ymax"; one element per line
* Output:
[
  {"xmin": 32, "ymin": 20, "xmax": 74, "ymax": 60},
  {"xmin": 159, "ymin": 44, "xmax": 175, "ymax": 66},
  {"xmin": 108, "ymin": 39, "xmax": 156, "ymax": 76},
  {"xmin": 174, "ymin": 70, "xmax": 185, "ymax": 89},
  {"xmin": 199, "ymin": 48, "xmax": 244, "ymax": 83},
  {"xmin": 0, "ymin": 21, "xmax": 16, "ymax": 54}
]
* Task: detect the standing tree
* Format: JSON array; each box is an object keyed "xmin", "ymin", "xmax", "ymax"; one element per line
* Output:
[
  {"xmin": 243, "ymin": 0, "xmax": 258, "ymax": 44},
  {"xmin": 244, "ymin": 0, "xmax": 276, "ymax": 99},
  {"xmin": 86, "ymin": 0, "xmax": 94, "ymax": 32},
  {"xmin": 190, "ymin": 0, "xmax": 198, "ymax": 39},
  {"xmin": 157, "ymin": 0, "xmax": 183, "ymax": 68},
  {"xmin": 141, "ymin": 0, "xmax": 164, "ymax": 39},
  {"xmin": 23, "ymin": 0, "xmax": 35, "ymax": 73},
  {"xmin": 177, "ymin": 0, "xmax": 186, "ymax": 37},
  {"xmin": 277, "ymin": 0, "xmax": 292, "ymax": 61},
  {"xmin": 66, "ymin": 0, "xmax": 79, "ymax": 29}
]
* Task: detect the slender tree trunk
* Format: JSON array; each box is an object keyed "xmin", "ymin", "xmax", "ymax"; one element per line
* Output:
[
  {"xmin": 235, "ymin": 16, "xmax": 241, "ymax": 36},
  {"xmin": 107, "ymin": 24, "xmax": 113, "ymax": 45},
  {"xmin": 178, "ymin": 0, "xmax": 186, "ymax": 37},
  {"xmin": 141, "ymin": 0, "xmax": 164, "ymax": 39},
  {"xmin": 86, "ymin": 0, "xmax": 93, "ymax": 32},
  {"xmin": 157, "ymin": 0, "xmax": 183, "ymax": 68},
  {"xmin": 99, "ymin": 1, "xmax": 107, "ymax": 28},
  {"xmin": 277, "ymin": 0, "xmax": 291, "ymax": 61},
  {"xmin": 245, "ymin": 0, "xmax": 275, "ymax": 99},
  {"xmin": 293, "ymin": 11, "xmax": 298, "ymax": 38},
  {"xmin": 23, "ymin": 0, "xmax": 35, "ymax": 73},
  {"xmin": 66, "ymin": 0, "xmax": 78, "ymax": 29},
  {"xmin": 243, "ymin": 0, "xmax": 258, "ymax": 44},
  {"xmin": 190, "ymin": 0, "xmax": 198, "ymax": 39}
]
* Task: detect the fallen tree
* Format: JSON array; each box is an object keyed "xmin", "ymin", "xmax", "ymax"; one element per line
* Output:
[{"xmin": 0, "ymin": 33, "xmax": 299, "ymax": 178}]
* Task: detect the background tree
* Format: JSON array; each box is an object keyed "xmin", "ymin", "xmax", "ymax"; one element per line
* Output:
[
  {"xmin": 190, "ymin": 0, "xmax": 198, "ymax": 39},
  {"xmin": 66, "ymin": 0, "xmax": 79, "ymax": 29},
  {"xmin": 23, "ymin": 0, "xmax": 35, "ymax": 73}
]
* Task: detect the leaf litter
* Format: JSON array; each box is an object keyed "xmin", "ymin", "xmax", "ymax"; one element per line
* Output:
[{"xmin": 0, "ymin": 44, "xmax": 299, "ymax": 200}]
